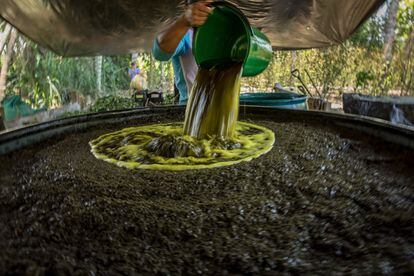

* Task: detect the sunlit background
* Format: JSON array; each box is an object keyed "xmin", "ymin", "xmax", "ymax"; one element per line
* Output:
[{"xmin": 0, "ymin": 0, "xmax": 412, "ymax": 128}]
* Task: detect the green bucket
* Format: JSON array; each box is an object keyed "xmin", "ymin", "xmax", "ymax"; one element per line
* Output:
[{"xmin": 193, "ymin": 1, "xmax": 273, "ymax": 77}]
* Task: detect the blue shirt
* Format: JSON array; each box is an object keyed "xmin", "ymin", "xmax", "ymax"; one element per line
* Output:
[
  {"xmin": 128, "ymin": 68, "xmax": 140, "ymax": 80},
  {"xmin": 152, "ymin": 30, "xmax": 198, "ymax": 104}
]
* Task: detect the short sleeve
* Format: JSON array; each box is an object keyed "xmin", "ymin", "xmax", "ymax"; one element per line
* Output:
[{"xmin": 152, "ymin": 32, "xmax": 190, "ymax": 61}]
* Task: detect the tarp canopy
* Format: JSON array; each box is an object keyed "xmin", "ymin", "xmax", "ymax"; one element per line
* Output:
[{"xmin": 0, "ymin": 0, "xmax": 385, "ymax": 56}]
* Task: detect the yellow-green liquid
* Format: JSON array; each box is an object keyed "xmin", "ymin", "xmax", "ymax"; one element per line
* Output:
[
  {"xmin": 184, "ymin": 64, "xmax": 242, "ymax": 139},
  {"xmin": 90, "ymin": 63, "xmax": 275, "ymax": 170},
  {"xmin": 90, "ymin": 122, "xmax": 274, "ymax": 171}
]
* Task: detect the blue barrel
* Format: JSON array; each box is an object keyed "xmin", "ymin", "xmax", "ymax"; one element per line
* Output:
[{"xmin": 240, "ymin": 92, "xmax": 308, "ymax": 110}]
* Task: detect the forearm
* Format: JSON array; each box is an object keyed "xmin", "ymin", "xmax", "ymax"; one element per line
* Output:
[{"xmin": 156, "ymin": 15, "xmax": 191, "ymax": 54}]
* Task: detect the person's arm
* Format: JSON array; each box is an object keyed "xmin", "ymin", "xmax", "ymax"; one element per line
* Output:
[{"xmin": 152, "ymin": 0, "xmax": 213, "ymax": 60}]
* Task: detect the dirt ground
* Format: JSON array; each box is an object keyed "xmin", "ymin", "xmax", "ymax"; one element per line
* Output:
[{"xmin": 0, "ymin": 113, "xmax": 413, "ymax": 275}]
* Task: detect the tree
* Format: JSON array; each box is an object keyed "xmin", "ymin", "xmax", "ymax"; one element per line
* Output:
[
  {"xmin": 398, "ymin": 0, "xmax": 414, "ymax": 94},
  {"xmin": 290, "ymin": 50, "xmax": 297, "ymax": 85},
  {"xmin": 0, "ymin": 27, "xmax": 18, "ymax": 102},
  {"xmin": 401, "ymin": 28, "xmax": 413, "ymax": 94},
  {"xmin": 381, "ymin": 0, "xmax": 401, "ymax": 92},
  {"xmin": 384, "ymin": 0, "xmax": 401, "ymax": 61},
  {"xmin": 95, "ymin": 56, "xmax": 103, "ymax": 94},
  {"xmin": 0, "ymin": 23, "xmax": 12, "ymax": 54}
]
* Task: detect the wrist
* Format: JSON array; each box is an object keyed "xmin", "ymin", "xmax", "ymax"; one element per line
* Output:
[{"xmin": 178, "ymin": 14, "xmax": 192, "ymax": 28}]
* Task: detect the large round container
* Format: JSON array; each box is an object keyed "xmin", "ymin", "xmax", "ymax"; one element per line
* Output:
[
  {"xmin": 1, "ymin": 106, "xmax": 414, "ymax": 274},
  {"xmin": 240, "ymin": 92, "xmax": 308, "ymax": 110},
  {"xmin": 193, "ymin": 1, "xmax": 273, "ymax": 77}
]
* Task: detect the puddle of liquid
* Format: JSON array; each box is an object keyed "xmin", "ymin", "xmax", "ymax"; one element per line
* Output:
[{"xmin": 90, "ymin": 121, "xmax": 275, "ymax": 171}]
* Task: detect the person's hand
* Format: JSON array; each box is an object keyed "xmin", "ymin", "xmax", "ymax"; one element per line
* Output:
[{"xmin": 183, "ymin": 0, "xmax": 214, "ymax": 27}]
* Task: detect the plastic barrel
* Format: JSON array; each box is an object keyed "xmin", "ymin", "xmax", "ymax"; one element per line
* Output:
[
  {"xmin": 193, "ymin": 1, "xmax": 273, "ymax": 77},
  {"xmin": 240, "ymin": 92, "xmax": 308, "ymax": 110}
]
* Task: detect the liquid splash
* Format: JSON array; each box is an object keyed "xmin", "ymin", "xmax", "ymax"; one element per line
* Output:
[
  {"xmin": 89, "ymin": 122, "xmax": 275, "ymax": 171},
  {"xmin": 390, "ymin": 104, "xmax": 412, "ymax": 126},
  {"xmin": 184, "ymin": 64, "xmax": 242, "ymax": 139},
  {"xmin": 90, "ymin": 63, "xmax": 274, "ymax": 170}
]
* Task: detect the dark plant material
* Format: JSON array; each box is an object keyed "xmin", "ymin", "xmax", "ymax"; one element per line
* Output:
[{"xmin": 0, "ymin": 114, "xmax": 413, "ymax": 274}]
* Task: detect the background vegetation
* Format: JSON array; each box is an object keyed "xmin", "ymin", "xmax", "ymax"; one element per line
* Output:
[{"xmin": 0, "ymin": 0, "xmax": 413, "ymax": 113}]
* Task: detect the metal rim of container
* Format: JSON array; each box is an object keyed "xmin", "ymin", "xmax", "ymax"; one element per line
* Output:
[{"xmin": 1, "ymin": 106, "xmax": 414, "ymax": 156}]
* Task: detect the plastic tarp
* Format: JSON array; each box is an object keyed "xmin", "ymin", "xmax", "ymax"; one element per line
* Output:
[{"xmin": 0, "ymin": 0, "xmax": 385, "ymax": 56}]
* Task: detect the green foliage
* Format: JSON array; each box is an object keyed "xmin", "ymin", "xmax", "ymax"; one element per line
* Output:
[
  {"xmin": 355, "ymin": 71, "xmax": 376, "ymax": 91},
  {"xmin": 56, "ymin": 110, "xmax": 87, "ymax": 119},
  {"xmin": 134, "ymin": 53, "xmax": 174, "ymax": 92},
  {"xmin": 90, "ymin": 95, "xmax": 137, "ymax": 112},
  {"xmin": 349, "ymin": 16, "xmax": 385, "ymax": 49},
  {"xmin": 239, "ymin": 3, "xmax": 411, "ymax": 97},
  {"xmin": 5, "ymin": 40, "xmax": 133, "ymax": 109},
  {"xmin": 102, "ymin": 56, "xmax": 130, "ymax": 93},
  {"xmin": 397, "ymin": 0, "xmax": 414, "ymax": 41},
  {"xmin": 304, "ymin": 45, "xmax": 349, "ymax": 97},
  {"xmin": 163, "ymin": 93, "xmax": 177, "ymax": 105},
  {"xmin": 7, "ymin": 42, "xmax": 97, "ymax": 108},
  {"xmin": 1, "ymin": 0, "xmax": 414, "ymax": 114}
]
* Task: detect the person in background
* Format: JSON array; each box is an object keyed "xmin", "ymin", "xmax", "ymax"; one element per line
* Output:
[
  {"xmin": 129, "ymin": 62, "xmax": 147, "ymax": 102},
  {"xmin": 128, "ymin": 62, "xmax": 141, "ymax": 81},
  {"xmin": 152, "ymin": 0, "xmax": 213, "ymax": 105}
]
